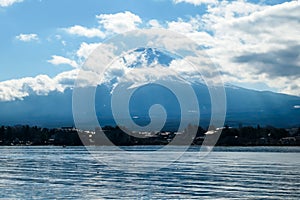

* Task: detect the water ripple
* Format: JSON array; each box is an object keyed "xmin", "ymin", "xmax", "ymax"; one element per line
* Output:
[{"xmin": 0, "ymin": 146, "xmax": 299, "ymax": 199}]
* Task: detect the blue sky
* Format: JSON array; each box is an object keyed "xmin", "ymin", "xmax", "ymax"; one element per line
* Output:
[
  {"xmin": 0, "ymin": 0, "xmax": 299, "ymax": 101},
  {"xmin": 0, "ymin": 0, "xmax": 206, "ymax": 80}
]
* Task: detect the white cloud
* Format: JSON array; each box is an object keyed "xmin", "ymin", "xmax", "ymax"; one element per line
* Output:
[
  {"xmin": 0, "ymin": 0, "xmax": 23, "ymax": 7},
  {"xmin": 102, "ymin": 57, "xmax": 177, "ymax": 91},
  {"xmin": 173, "ymin": 0, "xmax": 217, "ymax": 6},
  {"xmin": 97, "ymin": 11, "xmax": 142, "ymax": 34},
  {"xmin": 168, "ymin": 19, "xmax": 194, "ymax": 34},
  {"xmin": 148, "ymin": 19, "xmax": 161, "ymax": 28},
  {"xmin": 76, "ymin": 42, "xmax": 101, "ymax": 60},
  {"xmin": 16, "ymin": 33, "xmax": 39, "ymax": 42},
  {"xmin": 0, "ymin": 75, "xmax": 59, "ymax": 101},
  {"xmin": 166, "ymin": 1, "xmax": 300, "ymax": 96},
  {"xmin": 47, "ymin": 55, "xmax": 78, "ymax": 68},
  {"xmin": 90, "ymin": 48, "xmax": 205, "ymax": 91},
  {"xmin": 0, "ymin": 69, "xmax": 83, "ymax": 102},
  {"xmin": 3, "ymin": 1, "xmax": 300, "ymax": 102},
  {"xmin": 206, "ymin": 1, "xmax": 300, "ymax": 95},
  {"xmin": 64, "ymin": 25, "xmax": 105, "ymax": 38},
  {"xmin": 53, "ymin": 69, "xmax": 79, "ymax": 87},
  {"xmin": 81, "ymin": 43, "xmax": 117, "ymax": 73},
  {"xmin": 63, "ymin": 11, "xmax": 142, "ymax": 37}
]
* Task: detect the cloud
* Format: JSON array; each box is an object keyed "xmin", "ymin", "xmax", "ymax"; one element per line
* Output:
[
  {"xmin": 76, "ymin": 42, "xmax": 101, "ymax": 60},
  {"xmin": 86, "ymin": 47, "xmax": 207, "ymax": 91},
  {"xmin": 233, "ymin": 45, "xmax": 300, "ymax": 78},
  {"xmin": 81, "ymin": 43, "xmax": 117, "ymax": 73},
  {"xmin": 64, "ymin": 11, "xmax": 142, "ymax": 37},
  {"xmin": 148, "ymin": 19, "xmax": 161, "ymax": 28},
  {"xmin": 193, "ymin": 1, "xmax": 300, "ymax": 95},
  {"xmin": 101, "ymin": 55, "xmax": 180, "ymax": 91},
  {"xmin": 64, "ymin": 25, "xmax": 105, "ymax": 38},
  {"xmin": 0, "ymin": 69, "xmax": 83, "ymax": 102},
  {"xmin": 212, "ymin": 1, "xmax": 300, "ymax": 50},
  {"xmin": 162, "ymin": 1, "xmax": 300, "ymax": 95},
  {"xmin": 168, "ymin": 19, "xmax": 195, "ymax": 34},
  {"xmin": 3, "ymin": 1, "xmax": 300, "ymax": 102},
  {"xmin": 0, "ymin": 75, "xmax": 60, "ymax": 101},
  {"xmin": 55, "ymin": 2, "xmax": 300, "ymax": 96},
  {"xmin": 173, "ymin": 0, "xmax": 217, "ymax": 6},
  {"xmin": 47, "ymin": 55, "xmax": 78, "ymax": 68},
  {"xmin": 15, "ymin": 33, "xmax": 39, "ymax": 42},
  {"xmin": 53, "ymin": 69, "xmax": 79, "ymax": 87},
  {"xmin": 0, "ymin": 0, "xmax": 23, "ymax": 7},
  {"xmin": 97, "ymin": 11, "xmax": 142, "ymax": 34}
]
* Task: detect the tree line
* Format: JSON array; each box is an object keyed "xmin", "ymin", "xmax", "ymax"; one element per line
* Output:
[{"xmin": 0, "ymin": 124, "xmax": 299, "ymax": 146}]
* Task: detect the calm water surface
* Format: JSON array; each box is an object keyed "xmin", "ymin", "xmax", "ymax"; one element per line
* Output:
[{"xmin": 0, "ymin": 146, "xmax": 299, "ymax": 199}]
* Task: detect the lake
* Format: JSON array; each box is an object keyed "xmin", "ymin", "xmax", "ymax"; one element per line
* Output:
[{"xmin": 0, "ymin": 146, "xmax": 299, "ymax": 199}]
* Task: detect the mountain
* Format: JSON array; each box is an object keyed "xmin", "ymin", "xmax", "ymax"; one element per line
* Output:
[
  {"xmin": 0, "ymin": 82, "xmax": 299, "ymax": 129},
  {"xmin": 0, "ymin": 48, "xmax": 299, "ymax": 129}
]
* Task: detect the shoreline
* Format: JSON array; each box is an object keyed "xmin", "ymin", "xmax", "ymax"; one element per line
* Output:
[
  {"xmin": 1, "ymin": 144, "xmax": 300, "ymax": 147},
  {"xmin": 1, "ymin": 125, "xmax": 300, "ymax": 146}
]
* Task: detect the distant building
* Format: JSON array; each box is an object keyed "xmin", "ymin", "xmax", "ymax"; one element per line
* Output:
[
  {"xmin": 60, "ymin": 127, "xmax": 77, "ymax": 131},
  {"xmin": 280, "ymin": 137, "xmax": 296, "ymax": 145}
]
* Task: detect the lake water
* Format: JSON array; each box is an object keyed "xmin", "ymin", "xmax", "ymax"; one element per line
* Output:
[{"xmin": 0, "ymin": 146, "xmax": 299, "ymax": 199}]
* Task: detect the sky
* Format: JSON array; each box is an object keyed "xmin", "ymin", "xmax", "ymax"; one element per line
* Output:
[{"xmin": 0, "ymin": 0, "xmax": 299, "ymax": 102}]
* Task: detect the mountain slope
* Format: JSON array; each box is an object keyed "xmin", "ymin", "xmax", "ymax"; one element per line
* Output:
[
  {"xmin": 0, "ymin": 83, "xmax": 299, "ymax": 128},
  {"xmin": 0, "ymin": 48, "xmax": 299, "ymax": 128}
]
